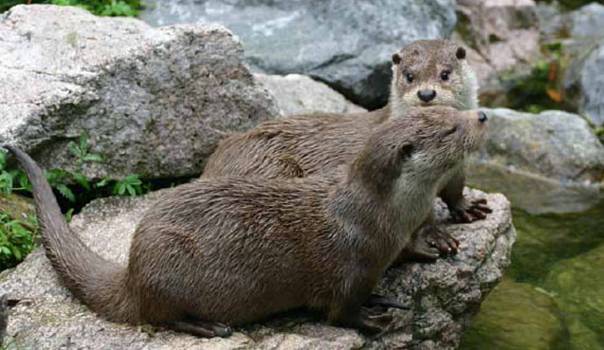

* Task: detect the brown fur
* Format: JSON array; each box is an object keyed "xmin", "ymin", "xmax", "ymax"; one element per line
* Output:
[
  {"xmin": 204, "ymin": 40, "xmax": 477, "ymax": 182},
  {"xmin": 4, "ymin": 107, "xmax": 486, "ymax": 337},
  {"xmin": 203, "ymin": 108, "xmax": 388, "ymax": 179},
  {"xmin": 389, "ymin": 40, "xmax": 477, "ymax": 113},
  {"xmin": 203, "ymin": 40, "xmax": 487, "ymax": 259}
]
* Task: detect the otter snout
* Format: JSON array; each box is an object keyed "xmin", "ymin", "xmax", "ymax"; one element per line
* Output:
[
  {"xmin": 417, "ymin": 89, "xmax": 436, "ymax": 103},
  {"xmin": 453, "ymin": 109, "xmax": 488, "ymax": 154}
]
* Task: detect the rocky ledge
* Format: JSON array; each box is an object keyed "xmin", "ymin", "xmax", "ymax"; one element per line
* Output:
[{"xmin": 0, "ymin": 188, "xmax": 514, "ymax": 349}]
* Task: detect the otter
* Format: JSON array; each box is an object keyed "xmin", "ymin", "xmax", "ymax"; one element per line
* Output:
[
  {"xmin": 4, "ymin": 107, "xmax": 486, "ymax": 338},
  {"xmin": 203, "ymin": 39, "xmax": 490, "ymax": 260}
]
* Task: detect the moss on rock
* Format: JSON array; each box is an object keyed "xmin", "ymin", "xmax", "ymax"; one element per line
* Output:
[
  {"xmin": 545, "ymin": 244, "xmax": 604, "ymax": 347},
  {"xmin": 460, "ymin": 278, "xmax": 564, "ymax": 350}
]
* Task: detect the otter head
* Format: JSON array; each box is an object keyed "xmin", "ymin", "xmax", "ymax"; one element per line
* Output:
[
  {"xmin": 390, "ymin": 40, "xmax": 478, "ymax": 116},
  {"xmin": 351, "ymin": 106, "xmax": 487, "ymax": 195}
]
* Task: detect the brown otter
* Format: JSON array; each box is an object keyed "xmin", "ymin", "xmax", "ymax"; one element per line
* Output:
[
  {"xmin": 3, "ymin": 106, "xmax": 487, "ymax": 337},
  {"xmin": 203, "ymin": 39, "xmax": 490, "ymax": 260}
]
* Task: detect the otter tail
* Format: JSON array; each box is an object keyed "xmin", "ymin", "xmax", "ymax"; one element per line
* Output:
[{"xmin": 3, "ymin": 145, "xmax": 137, "ymax": 323}]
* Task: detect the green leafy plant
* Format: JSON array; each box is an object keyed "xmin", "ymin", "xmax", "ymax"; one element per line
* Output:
[
  {"xmin": 46, "ymin": 169, "xmax": 78, "ymax": 202},
  {"xmin": 0, "ymin": 150, "xmax": 14, "ymax": 194},
  {"xmin": 0, "ymin": 133, "xmax": 151, "ymax": 270},
  {"xmin": 68, "ymin": 133, "xmax": 103, "ymax": 166},
  {"xmin": 501, "ymin": 41, "xmax": 574, "ymax": 114},
  {"xmin": 112, "ymin": 174, "xmax": 143, "ymax": 196},
  {"xmin": 0, "ymin": 150, "xmax": 31, "ymax": 195},
  {"xmin": 0, "ymin": 211, "xmax": 37, "ymax": 269},
  {"xmin": 0, "ymin": 0, "xmax": 144, "ymax": 17}
]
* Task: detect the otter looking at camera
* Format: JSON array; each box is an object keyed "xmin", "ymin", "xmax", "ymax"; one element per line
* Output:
[{"xmin": 203, "ymin": 39, "xmax": 490, "ymax": 260}]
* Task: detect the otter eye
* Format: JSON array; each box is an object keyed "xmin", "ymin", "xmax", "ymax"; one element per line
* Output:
[
  {"xmin": 440, "ymin": 70, "xmax": 450, "ymax": 81},
  {"xmin": 405, "ymin": 72, "xmax": 414, "ymax": 83}
]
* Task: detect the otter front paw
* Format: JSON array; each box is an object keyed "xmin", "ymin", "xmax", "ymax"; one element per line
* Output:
[
  {"xmin": 449, "ymin": 198, "xmax": 492, "ymax": 223},
  {"xmin": 425, "ymin": 226, "xmax": 459, "ymax": 256},
  {"xmin": 403, "ymin": 225, "xmax": 459, "ymax": 262},
  {"xmin": 357, "ymin": 309, "xmax": 393, "ymax": 336}
]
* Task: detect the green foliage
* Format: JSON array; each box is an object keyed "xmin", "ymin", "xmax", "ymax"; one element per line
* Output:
[
  {"xmin": 0, "ymin": 0, "xmax": 25, "ymax": 13},
  {"xmin": 113, "ymin": 174, "xmax": 143, "ymax": 197},
  {"xmin": 68, "ymin": 134, "xmax": 103, "ymax": 166},
  {"xmin": 596, "ymin": 127, "xmax": 604, "ymax": 145},
  {"xmin": 0, "ymin": 149, "xmax": 37, "ymax": 269},
  {"xmin": 503, "ymin": 42, "xmax": 571, "ymax": 114},
  {"xmin": 0, "ymin": 150, "xmax": 30, "ymax": 195},
  {"xmin": 0, "ymin": 133, "xmax": 151, "ymax": 270},
  {"xmin": 0, "ymin": 210, "xmax": 37, "ymax": 270},
  {"xmin": 0, "ymin": 0, "xmax": 144, "ymax": 17}
]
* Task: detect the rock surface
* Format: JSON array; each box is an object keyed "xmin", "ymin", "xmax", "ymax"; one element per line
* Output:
[
  {"xmin": 0, "ymin": 188, "xmax": 514, "ymax": 349},
  {"xmin": 0, "ymin": 5, "xmax": 278, "ymax": 180},
  {"xmin": 455, "ymin": 0, "xmax": 541, "ymax": 106},
  {"xmin": 537, "ymin": 2, "xmax": 604, "ymax": 41},
  {"xmin": 140, "ymin": 0, "xmax": 457, "ymax": 109},
  {"xmin": 467, "ymin": 108, "xmax": 604, "ymax": 214},
  {"xmin": 578, "ymin": 42, "xmax": 604, "ymax": 126},
  {"xmin": 536, "ymin": 3, "xmax": 604, "ymax": 123},
  {"xmin": 568, "ymin": 3, "xmax": 604, "ymax": 39},
  {"xmin": 254, "ymin": 74, "xmax": 366, "ymax": 117}
]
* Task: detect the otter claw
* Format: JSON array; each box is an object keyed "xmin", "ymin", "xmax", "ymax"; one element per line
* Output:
[
  {"xmin": 364, "ymin": 294, "xmax": 408, "ymax": 310},
  {"xmin": 342, "ymin": 310, "xmax": 393, "ymax": 335},
  {"xmin": 397, "ymin": 224, "xmax": 459, "ymax": 263},
  {"xmin": 450, "ymin": 198, "xmax": 491, "ymax": 223},
  {"xmin": 427, "ymin": 228, "xmax": 459, "ymax": 256}
]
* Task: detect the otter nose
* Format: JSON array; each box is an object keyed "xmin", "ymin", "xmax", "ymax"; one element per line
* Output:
[
  {"xmin": 417, "ymin": 89, "xmax": 436, "ymax": 103},
  {"xmin": 478, "ymin": 111, "xmax": 488, "ymax": 123}
]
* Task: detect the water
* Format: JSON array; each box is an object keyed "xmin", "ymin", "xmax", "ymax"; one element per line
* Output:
[{"xmin": 460, "ymin": 200, "xmax": 604, "ymax": 349}]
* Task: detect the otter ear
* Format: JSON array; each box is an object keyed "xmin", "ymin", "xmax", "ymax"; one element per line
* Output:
[
  {"xmin": 456, "ymin": 47, "xmax": 466, "ymax": 60},
  {"xmin": 392, "ymin": 53, "xmax": 401, "ymax": 65},
  {"xmin": 399, "ymin": 144, "xmax": 414, "ymax": 161}
]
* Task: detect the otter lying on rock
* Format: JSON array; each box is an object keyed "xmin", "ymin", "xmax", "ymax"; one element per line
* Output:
[
  {"xmin": 203, "ymin": 39, "xmax": 491, "ymax": 260},
  {"xmin": 3, "ymin": 106, "xmax": 487, "ymax": 337}
]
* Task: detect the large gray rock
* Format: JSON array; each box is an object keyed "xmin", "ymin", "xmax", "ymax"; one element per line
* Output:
[
  {"xmin": 467, "ymin": 108, "xmax": 604, "ymax": 214},
  {"xmin": 537, "ymin": 2, "xmax": 604, "ymax": 41},
  {"xmin": 578, "ymin": 42, "xmax": 604, "ymax": 127},
  {"xmin": 0, "ymin": 5, "xmax": 278, "ymax": 180},
  {"xmin": 569, "ymin": 3, "xmax": 604, "ymax": 39},
  {"xmin": 254, "ymin": 74, "xmax": 366, "ymax": 117},
  {"xmin": 536, "ymin": 3, "xmax": 604, "ymax": 122},
  {"xmin": 140, "ymin": 0, "xmax": 457, "ymax": 109},
  {"xmin": 455, "ymin": 0, "xmax": 541, "ymax": 106},
  {"xmin": 0, "ymin": 188, "xmax": 514, "ymax": 349}
]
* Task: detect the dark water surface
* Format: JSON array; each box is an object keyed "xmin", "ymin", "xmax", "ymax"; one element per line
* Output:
[{"xmin": 461, "ymin": 200, "xmax": 604, "ymax": 349}]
